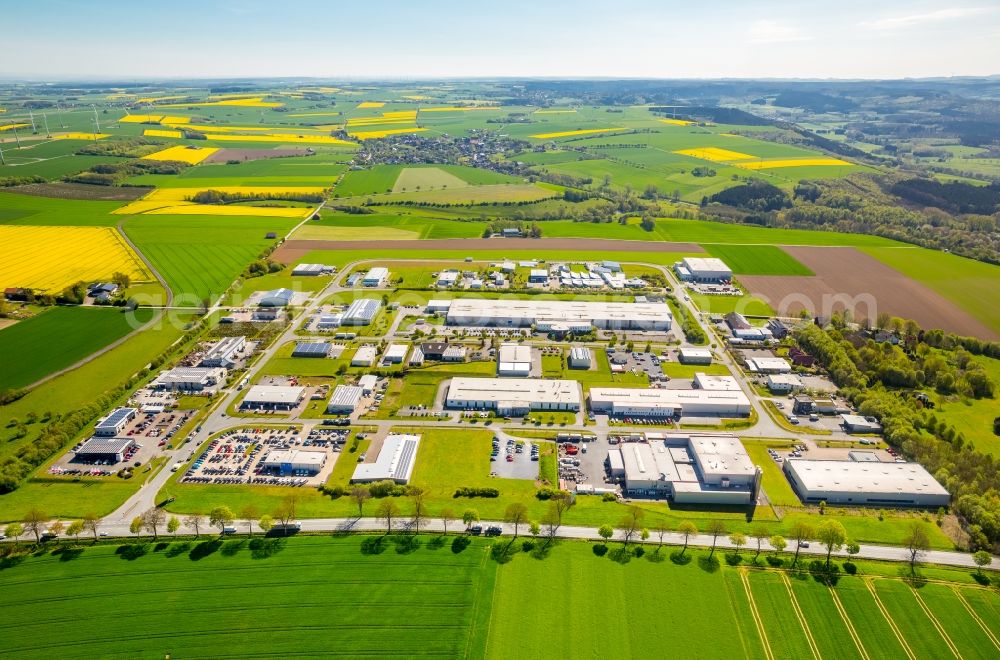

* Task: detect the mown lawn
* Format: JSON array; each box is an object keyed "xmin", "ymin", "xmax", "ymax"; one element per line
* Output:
[{"xmin": 704, "ymin": 244, "xmax": 813, "ymax": 276}]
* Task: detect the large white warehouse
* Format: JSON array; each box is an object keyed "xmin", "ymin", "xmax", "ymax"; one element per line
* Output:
[
  {"xmin": 783, "ymin": 459, "xmax": 950, "ymax": 507},
  {"xmin": 611, "ymin": 434, "xmax": 760, "ymax": 504},
  {"xmin": 588, "ymin": 387, "xmax": 751, "ymax": 418},
  {"xmin": 446, "ymin": 377, "xmax": 581, "ymax": 416},
  {"xmin": 674, "ymin": 257, "xmax": 732, "ymax": 283},
  {"xmin": 445, "ymin": 298, "xmax": 672, "ymax": 332},
  {"xmin": 352, "ymin": 434, "xmax": 421, "ymax": 484}
]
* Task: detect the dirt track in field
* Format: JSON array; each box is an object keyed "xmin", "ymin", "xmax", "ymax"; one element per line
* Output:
[
  {"xmin": 741, "ymin": 247, "xmax": 997, "ymax": 339},
  {"xmin": 272, "ymin": 237, "xmax": 701, "ymax": 264}
]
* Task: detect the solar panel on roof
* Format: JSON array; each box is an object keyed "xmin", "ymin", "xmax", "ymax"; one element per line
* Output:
[{"xmin": 293, "ymin": 342, "xmax": 331, "ymax": 357}]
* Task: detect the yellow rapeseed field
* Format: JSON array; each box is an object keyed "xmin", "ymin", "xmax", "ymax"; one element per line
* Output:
[
  {"xmin": 357, "ymin": 101, "xmax": 386, "ymax": 109},
  {"xmin": 530, "ymin": 128, "xmax": 626, "ymax": 139},
  {"xmin": 0, "ymin": 226, "xmax": 151, "ymax": 293},
  {"xmin": 674, "ymin": 147, "xmax": 756, "ymax": 162},
  {"xmin": 735, "ymin": 158, "xmax": 851, "ymax": 170},
  {"xmin": 136, "ymin": 95, "xmax": 187, "ymax": 104},
  {"xmin": 658, "ymin": 118, "xmax": 694, "ymax": 126},
  {"xmin": 143, "ymin": 205, "xmax": 313, "ymax": 218},
  {"xmin": 351, "ymin": 127, "xmax": 429, "ymax": 140},
  {"xmin": 346, "ymin": 111, "xmax": 418, "ymax": 127},
  {"xmin": 120, "ymin": 114, "xmax": 164, "ymax": 123},
  {"xmin": 160, "ymin": 123, "xmax": 306, "ymax": 133},
  {"xmin": 141, "ymin": 145, "xmax": 219, "ymax": 164},
  {"xmin": 113, "ymin": 186, "xmax": 326, "ymax": 218},
  {"xmin": 157, "ymin": 98, "xmax": 283, "ymax": 108},
  {"xmin": 403, "ymin": 95, "xmax": 431, "ymax": 101},
  {"xmin": 0, "ymin": 123, "xmax": 30, "ymax": 131},
  {"xmin": 159, "ymin": 116, "xmax": 190, "ymax": 124},
  {"xmin": 143, "ymin": 129, "xmax": 183, "ymax": 138}
]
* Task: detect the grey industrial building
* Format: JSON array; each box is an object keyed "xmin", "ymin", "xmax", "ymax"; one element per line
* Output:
[
  {"xmin": 568, "ymin": 347, "xmax": 592, "ymax": 369},
  {"xmin": 241, "ymin": 385, "xmax": 305, "ymax": 411},
  {"xmin": 94, "ymin": 408, "xmax": 137, "ymax": 437},
  {"xmin": 327, "ymin": 384, "xmax": 364, "ymax": 414},
  {"xmin": 74, "ymin": 437, "xmax": 137, "ymax": 464},
  {"xmin": 153, "ymin": 367, "xmax": 223, "ymax": 392},
  {"xmin": 341, "ymin": 299, "xmax": 380, "ymax": 326},
  {"xmin": 445, "ymin": 298, "xmax": 672, "ymax": 332},
  {"xmin": 446, "ymin": 377, "xmax": 582, "ymax": 416},
  {"xmin": 292, "ymin": 341, "xmax": 332, "ymax": 358},
  {"xmin": 200, "ymin": 336, "xmax": 246, "ymax": 368},
  {"xmin": 259, "ymin": 288, "xmax": 295, "ymax": 307},
  {"xmin": 261, "ymin": 449, "xmax": 327, "ymax": 476},
  {"xmin": 351, "ymin": 434, "xmax": 421, "ymax": 484},
  {"xmin": 783, "ymin": 459, "xmax": 950, "ymax": 507},
  {"xmin": 674, "ymin": 257, "xmax": 733, "ymax": 283}
]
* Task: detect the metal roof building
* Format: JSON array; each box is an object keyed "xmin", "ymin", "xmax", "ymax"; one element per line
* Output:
[
  {"xmin": 75, "ymin": 437, "xmax": 137, "ymax": 464},
  {"xmin": 358, "ymin": 374, "xmax": 378, "ymax": 395},
  {"xmin": 678, "ymin": 347, "xmax": 713, "ymax": 365},
  {"xmin": 445, "ymin": 298, "xmax": 672, "ymax": 331},
  {"xmin": 383, "ymin": 343, "xmax": 409, "ymax": 364},
  {"xmin": 327, "ymin": 385, "xmax": 364, "ymax": 413},
  {"xmin": 94, "ymin": 408, "xmax": 137, "ymax": 437},
  {"xmin": 351, "ymin": 344, "xmax": 379, "ymax": 366},
  {"xmin": 362, "ymin": 267, "xmax": 389, "ymax": 287},
  {"xmin": 783, "ymin": 459, "xmax": 950, "ymax": 507},
  {"xmin": 153, "ymin": 367, "xmax": 223, "ymax": 392},
  {"xmin": 612, "ymin": 433, "xmax": 758, "ymax": 504},
  {"xmin": 676, "ymin": 257, "xmax": 732, "ymax": 282},
  {"xmin": 589, "ymin": 386, "xmax": 751, "ymax": 417},
  {"xmin": 746, "ymin": 357, "xmax": 791, "ymax": 373},
  {"xmin": 260, "ymin": 288, "xmax": 295, "ymax": 307},
  {"xmin": 446, "ymin": 377, "xmax": 581, "ymax": 415},
  {"xmin": 261, "ymin": 449, "xmax": 326, "ymax": 476},
  {"xmin": 292, "ymin": 263, "xmax": 330, "ymax": 276},
  {"xmin": 241, "ymin": 385, "xmax": 305, "ymax": 410},
  {"xmin": 341, "ymin": 298, "xmax": 380, "ymax": 326},
  {"xmin": 351, "ymin": 434, "xmax": 421, "ymax": 484},
  {"xmin": 497, "ymin": 343, "xmax": 532, "ymax": 377},
  {"xmin": 568, "ymin": 347, "xmax": 592, "ymax": 369},
  {"xmin": 200, "ymin": 336, "xmax": 246, "ymax": 368},
  {"xmin": 693, "ymin": 373, "xmax": 742, "ymax": 391},
  {"xmin": 293, "ymin": 341, "xmax": 332, "ymax": 358}
]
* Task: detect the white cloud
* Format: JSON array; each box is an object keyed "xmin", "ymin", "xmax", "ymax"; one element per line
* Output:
[
  {"xmin": 861, "ymin": 7, "xmax": 994, "ymax": 31},
  {"xmin": 748, "ymin": 19, "xmax": 810, "ymax": 44}
]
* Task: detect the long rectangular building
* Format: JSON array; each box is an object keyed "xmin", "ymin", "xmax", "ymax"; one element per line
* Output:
[
  {"xmin": 612, "ymin": 433, "xmax": 759, "ymax": 504},
  {"xmin": 445, "ymin": 298, "xmax": 672, "ymax": 331},
  {"xmin": 341, "ymin": 299, "xmax": 380, "ymax": 326},
  {"xmin": 588, "ymin": 386, "xmax": 751, "ymax": 417},
  {"xmin": 352, "ymin": 434, "xmax": 421, "ymax": 484},
  {"xmin": 446, "ymin": 377, "xmax": 581, "ymax": 416},
  {"xmin": 783, "ymin": 459, "xmax": 950, "ymax": 507},
  {"xmin": 200, "ymin": 336, "xmax": 246, "ymax": 368}
]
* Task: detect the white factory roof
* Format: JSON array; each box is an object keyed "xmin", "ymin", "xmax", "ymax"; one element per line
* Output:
[
  {"xmin": 784, "ymin": 460, "xmax": 949, "ymax": 498},
  {"xmin": 746, "ymin": 357, "xmax": 791, "ymax": 372},
  {"xmin": 154, "ymin": 367, "xmax": 220, "ymax": 386},
  {"xmin": 243, "ymin": 385, "xmax": 305, "ymax": 406},
  {"xmin": 689, "ymin": 435, "xmax": 756, "ymax": 480},
  {"xmin": 448, "ymin": 377, "xmax": 581, "ymax": 406},
  {"xmin": 681, "ymin": 257, "xmax": 731, "ymax": 273},
  {"xmin": 384, "ymin": 344, "xmax": 409, "ymax": 361},
  {"xmin": 679, "ymin": 347, "xmax": 712, "ymax": 360},
  {"xmin": 498, "ymin": 343, "xmax": 531, "ymax": 363},
  {"xmin": 342, "ymin": 298, "xmax": 380, "ymax": 323},
  {"xmin": 569, "ymin": 347, "xmax": 591, "ymax": 361},
  {"xmin": 591, "ymin": 387, "xmax": 750, "ymax": 410},
  {"xmin": 358, "ymin": 374, "xmax": 378, "ymax": 392},
  {"xmin": 328, "ymin": 384, "xmax": 364, "ymax": 410},
  {"xmin": 262, "ymin": 449, "xmax": 326, "ymax": 468},
  {"xmin": 364, "ymin": 267, "xmax": 388, "ymax": 280},
  {"xmin": 352, "ymin": 344, "xmax": 378, "ymax": 364},
  {"xmin": 352, "ymin": 434, "xmax": 421, "ymax": 483},
  {"xmin": 767, "ymin": 374, "xmax": 803, "ymax": 388},
  {"xmin": 426, "ymin": 299, "xmax": 452, "ymax": 312},
  {"xmin": 694, "ymin": 373, "xmax": 742, "ymax": 391},
  {"xmin": 201, "ymin": 336, "xmax": 244, "ymax": 364},
  {"xmin": 445, "ymin": 298, "xmax": 671, "ymax": 327}
]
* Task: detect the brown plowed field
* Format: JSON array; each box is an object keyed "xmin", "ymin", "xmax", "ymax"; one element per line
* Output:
[
  {"xmin": 272, "ymin": 237, "xmax": 701, "ymax": 264},
  {"xmin": 11, "ymin": 182, "xmax": 152, "ymax": 201},
  {"xmin": 741, "ymin": 247, "xmax": 998, "ymax": 339}
]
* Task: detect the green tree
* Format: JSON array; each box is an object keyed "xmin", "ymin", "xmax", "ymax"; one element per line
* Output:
[
  {"xmin": 677, "ymin": 520, "xmax": 698, "ymax": 556},
  {"xmin": 241, "ymin": 504, "xmax": 260, "ymax": 537},
  {"xmin": 166, "ymin": 516, "xmax": 180, "ymax": 536},
  {"xmin": 903, "ymin": 522, "xmax": 931, "ymax": 572},
  {"xmin": 350, "ymin": 485, "xmax": 371, "ymax": 518},
  {"xmin": 82, "ymin": 513, "xmax": 100, "ymax": 541},
  {"xmin": 141, "ymin": 507, "xmax": 166, "ymax": 540},
  {"xmin": 789, "ymin": 521, "xmax": 814, "ymax": 566},
  {"xmin": 619, "ymin": 506, "xmax": 645, "ymax": 547},
  {"xmin": 505, "ymin": 502, "xmax": 529, "ymax": 538},
  {"xmin": 129, "ymin": 516, "xmax": 143, "ymax": 538},
  {"xmin": 376, "ymin": 499, "xmax": 401, "ymax": 534},
  {"xmin": 706, "ymin": 520, "xmax": 727, "ymax": 558},
  {"xmin": 5, "ymin": 522, "xmax": 24, "ymax": 548},
  {"xmin": 411, "ymin": 490, "xmax": 428, "ymax": 534},
  {"xmin": 770, "ymin": 535, "xmax": 787, "ymax": 556},
  {"xmin": 66, "ymin": 520, "xmax": 84, "ymax": 543},
  {"xmin": 462, "ymin": 509, "xmax": 479, "ymax": 528},
  {"xmin": 972, "ymin": 550, "xmax": 993, "ymax": 577},
  {"xmin": 184, "ymin": 515, "xmax": 202, "ymax": 538},
  {"xmin": 817, "ymin": 520, "xmax": 847, "ymax": 569},
  {"xmin": 209, "ymin": 506, "xmax": 235, "ymax": 534},
  {"xmin": 750, "ymin": 524, "xmax": 769, "ymax": 561},
  {"xmin": 598, "ymin": 524, "xmax": 614, "ymax": 543},
  {"xmin": 654, "ymin": 521, "xmax": 670, "ymax": 551},
  {"xmin": 529, "ymin": 521, "xmax": 541, "ymax": 540},
  {"xmin": 24, "ymin": 508, "xmax": 47, "ymax": 543},
  {"xmin": 729, "ymin": 532, "xmax": 747, "ymax": 556},
  {"xmin": 258, "ymin": 515, "xmax": 274, "ymax": 536}
]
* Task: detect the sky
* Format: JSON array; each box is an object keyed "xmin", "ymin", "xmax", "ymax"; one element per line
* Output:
[{"xmin": 2, "ymin": 0, "xmax": 999, "ymax": 80}]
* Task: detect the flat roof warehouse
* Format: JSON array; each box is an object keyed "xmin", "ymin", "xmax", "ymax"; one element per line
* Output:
[{"xmin": 444, "ymin": 299, "xmax": 672, "ymax": 331}]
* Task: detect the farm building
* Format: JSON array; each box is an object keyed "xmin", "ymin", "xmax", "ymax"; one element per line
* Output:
[
  {"xmin": 445, "ymin": 298, "xmax": 672, "ymax": 331},
  {"xmin": 446, "ymin": 377, "xmax": 582, "ymax": 416},
  {"xmin": 588, "ymin": 387, "xmax": 752, "ymax": 418},
  {"xmin": 93, "ymin": 408, "xmax": 137, "ymax": 437},
  {"xmin": 153, "ymin": 367, "xmax": 223, "ymax": 392},
  {"xmin": 767, "ymin": 374, "xmax": 803, "ymax": 393},
  {"xmin": 678, "ymin": 348, "xmax": 713, "ymax": 365},
  {"xmin": 241, "ymin": 385, "xmax": 305, "ymax": 411},
  {"xmin": 362, "ymin": 267, "xmax": 389, "ymax": 287},
  {"xmin": 783, "ymin": 459, "xmax": 949, "ymax": 507},
  {"xmin": 351, "ymin": 344, "xmax": 378, "ymax": 367},
  {"xmin": 568, "ymin": 347, "xmax": 592, "ymax": 369},
  {"xmin": 358, "ymin": 374, "xmax": 378, "ymax": 395},
  {"xmin": 351, "ymin": 434, "xmax": 421, "ymax": 484},
  {"xmin": 746, "ymin": 357, "xmax": 791, "ymax": 373},
  {"xmin": 497, "ymin": 343, "xmax": 532, "ymax": 377},
  {"xmin": 341, "ymin": 299, "xmax": 380, "ymax": 326},
  {"xmin": 74, "ymin": 437, "xmax": 137, "ymax": 464},
  {"xmin": 693, "ymin": 372, "xmax": 742, "ymax": 391},
  {"xmin": 200, "ymin": 336, "xmax": 246, "ymax": 368},
  {"xmin": 841, "ymin": 414, "xmax": 883, "ymax": 434},
  {"xmin": 611, "ymin": 434, "xmax": 759, "ymax": 504},
  {"xmin": 675, "ymin": 257, "xmax": 732, "ymax": 283},
  {"xmin": 293, "ymin": 342, "xmax": 331, "ymax": 358},
  {"xmin": 383, "ymin": 343, "xmax": 409, "ymax": 364},
  {"xmin": 259, "ymin": 288, "xmax": 294, "ymax": 307},
  {"xmin": 261, "ymin": 449, "xmax": 326, "ymax": 476},
  {"xmin": 436, "ymin": 270, "xmax": 461, "ymax": 287},
  {"xmin": 327, "ymin": 385, "xmax": 364, "ymax": 414},
  {"xmin": 292, "ymin": 263, "xmax": 332, "ymax": 276}
]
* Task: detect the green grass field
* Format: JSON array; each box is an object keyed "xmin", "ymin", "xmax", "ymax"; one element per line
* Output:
[
  {"xmin": 0, "ymin": 191, "xmax": 123, "ymax": 227},
  {"xmin": 1, "ymin": 534, "xmax": 994, "ymax": 659},
  {"xmin": 123, "ymin": 215, "xmax": 299, "ymax": 305},
  {"xmin": 703, "ymin": 244, "xmax": 813, "ymax": 276},
  {"xmin": 0, "ymin": 307, "xmax": 155, "ymax": 390},
  {"xmin": 932, "ymin": 355, "xmax": 1000, "ymax": 457}
]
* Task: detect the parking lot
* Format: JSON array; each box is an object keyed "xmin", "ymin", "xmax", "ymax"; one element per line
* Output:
[
  {"xmin": 490, "ymin": 435, "xmax": 539, "ymax": 480},
  {"xmin": 607, "ymin": 349, "xmax": 666, "ymax": 381},
  {"xmin": 179, "ymin": 426, "xmax": 349, "ymax": 487}
]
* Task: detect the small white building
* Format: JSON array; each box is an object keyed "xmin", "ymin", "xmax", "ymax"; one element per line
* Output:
[
  {"xmin": 678, "ymin": 347, "xmax": 713, "ymax": 365},
  {"xmin": 341, "ymin": 299, "xmax": 380, "ymax": 326},
  {"xmin": 383, "ymin": 343, "xmax": 409, "ymax": 364},
  {"xmin": 362, "ymin": 267, "xmax": 389, "ymax": 287},
  {"xmin": 436, "ymin": 270, "xmax": 461, "ymax": 287},
  {"xmin": 528, "ymin": 269, "xmax": 548, "ymax": 283},
  {"xmin": 358, "ymin": 374, "xmax": 378, "ymax": 395},
  {"xmin": 693, "ymin": 372, "xmax": 741, "ymax": 391},
  {"xmin": 327, "ymin": 385, "xmax": 364, "ymax": 414},
  {"xmin": 497, "ymin": 343, "xmax": 532, "ymax": 377},
  {"xmin": 746, "ymin": 357, "xmax": 791, "ymax": 374},
  {"xmin": 241, "ymin": 385, "xmax": 305, "ymax": 411},
  {"xmin": 292, "ymin": 263, "xmax": 332, "ymax": 276},
  {"xmin": 841, "ymin": 414, "xmax": 883, "ymax": 434},
  {"xmin": 442, "ymin": 345, "xmax": 467, "ymax": 362},
  {"xmin": 261, "ymin": 449, "xmax": 326, "ymax": 476},
  {"xmin": 351, "ymin": 345, "xmax": 379, "ymax": 367},
  {"xmin": 568, "ymin": 347, "xmax": 592, "ymax": 369},
  {"xmin": 409, "ymin": 347, "xmax": 425, "ymax": 366},
  {"xmin": 94, "ymin": 408, "xmax": 137, "ymax": 437},
  {"xmin": 767, "ymin": 373, "xmax": 803, "ymax": 393}
]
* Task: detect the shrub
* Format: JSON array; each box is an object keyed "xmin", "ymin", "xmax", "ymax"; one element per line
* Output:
[{"xmin": 453, "ymin": 487, "xmax": 500, "ymax": 498}]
